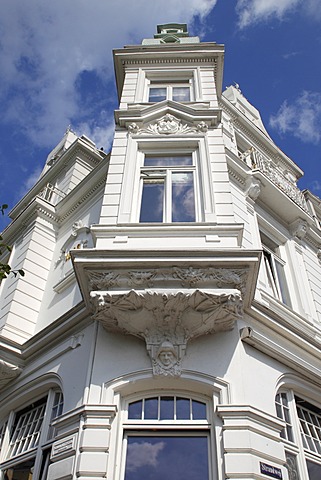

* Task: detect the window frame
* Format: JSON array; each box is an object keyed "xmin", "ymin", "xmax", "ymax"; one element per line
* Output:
[
  {"xmin": 0, "ymin": 389, "xmax": 63, "ymax": 480},
  {"xmin": 259, "ymin": 230, "xmax": 292, "ymax": 308},
  {"xmin": 118, "ymin": 137, "xmax": 216, "ymax": 224},
  {"xmin": 138, "ymin": 151, "xmax": 200, "ymax": 223},
  {"xmin": 275, "ymin": 390, "xmax": 321, "ymax": 480},
  {"xmin": 148, "ymin": 81, "xmax": 193, "ymax": 103},
  {"xmin": 119, "ymin": 393, "xmax": 213, "ymax": 480}
]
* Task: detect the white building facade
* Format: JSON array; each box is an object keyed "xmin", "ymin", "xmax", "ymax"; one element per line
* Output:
[{"xmin": 0, "ymin": 23, "xmax": 321, "ymax": 480}]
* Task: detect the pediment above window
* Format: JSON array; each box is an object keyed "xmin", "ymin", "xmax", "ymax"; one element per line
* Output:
[
  {"xmin": 127, "ymin": 113, "xmax": 209, "ymax": 136},
  {"xmin": 115, "ymin": 101, "xmax": 221, "ymax": 130}
]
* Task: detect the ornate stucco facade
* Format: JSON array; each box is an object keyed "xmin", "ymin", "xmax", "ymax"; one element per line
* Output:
[{"xmin": 1, "ymin": 23, "xmax": 321, "ymax": 480}]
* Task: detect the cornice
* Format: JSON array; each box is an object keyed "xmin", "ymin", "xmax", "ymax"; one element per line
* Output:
[
  {"xmin": 9, "ymin": 141, "xmax": 106, "ymax": 222},
  {"xmin": 123, "ymin": 57, "xmax": 217, "ymax": 66},
  {"xmin": 1, "ymin": 198, "xmax": 59, "ymax": 245},
  {"xmin": 115, "ymin": 100, "xmax": 221, "ymax": 126},
  {"xmin": 58, "ymin": 175, "xmax": 106, "ymax": 223},
  {"xmin": 220, "ymin": 98, "xmax": 303, "ymax": 178},
  {"xmin": 240, "ymin": 325, "xmax": 321, "ymax": 386}
]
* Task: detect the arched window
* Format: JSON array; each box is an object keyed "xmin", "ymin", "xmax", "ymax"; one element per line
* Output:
[
  {"xmin": 275, "ymin": 391, "xmax": 321, "ymax": 480},
  {"xmin": 0, "ymin": 389, "xmax": 63, "ymax": 480},
  {"xmin": 121, "ymin": 394, "xmax": 211, "ymax": 480}
]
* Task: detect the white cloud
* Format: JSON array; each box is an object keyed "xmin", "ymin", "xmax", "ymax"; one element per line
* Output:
[
  {"xmin": 236, "ymin": 0, "xmax": 300, "ymax": 28},
  {"xmin": 236, "ymin": 0, "xmax": 321, "ymax": 28},
  {"xmin": 309, "ymin": 180, "xmax": 321, "ymax": 193},
  {"xmin": 269, "ymin": 91, "xmax": 321, "ymax": 144},
  {"xmin": 18, "ymin": 166, "xmax": 43, "ymax": 200},
  {"xmin": 126, "ymin": 441, "xmax": 165, "ymax": 472},
  {"xmin": 0, "ymin": 0, "xmax": 217, "ymax": 149}
]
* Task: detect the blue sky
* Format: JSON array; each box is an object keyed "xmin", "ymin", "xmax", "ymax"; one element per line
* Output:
[{"xmin": 1, "ymin": 0, "xmax": 320, "ymax": 230}]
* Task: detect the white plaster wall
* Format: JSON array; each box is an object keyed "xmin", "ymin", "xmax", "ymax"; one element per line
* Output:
[
  {"xmin": 36, "ymin": 193, "xmax": 103, "ymax": 332},
  {"xmin": 207, "ymin": 127, "xmax": 235, "ymax": 224},
  {"xmin": 301, "ymin": 243, "xmax": 321, "ymax": 324},
  {"xmin": 0, "ymin": 217, "xmax": 56, "ymax": 343},
  {"xmin": 199, "ymin": 67, "xmax": 217, "ymax": 106}
]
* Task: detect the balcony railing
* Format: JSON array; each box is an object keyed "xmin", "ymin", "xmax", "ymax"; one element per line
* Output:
[
  {"xmin": 239, "ymin": 148, "xmax": 309, "ymax": 212},
  {"xmin": 38, "ymin": 183, "xmax": 66, "ymax": 205}
]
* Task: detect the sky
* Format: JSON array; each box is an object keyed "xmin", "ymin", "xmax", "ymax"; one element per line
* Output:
[{"xmin": 0, "ymin": 0, "xmax": 321, "ymax": 230}]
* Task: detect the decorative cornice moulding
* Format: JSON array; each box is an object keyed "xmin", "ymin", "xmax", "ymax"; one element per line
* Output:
[{"xmin": 127, "ymin": 114, "xmax": 208, "ymax": 136}]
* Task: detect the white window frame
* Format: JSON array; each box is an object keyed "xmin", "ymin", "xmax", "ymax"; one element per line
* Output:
[
  {"xmin": 119, "ymin": 393, "xmax": 213, "ymax": 480},
  {"xmin": 0, "ymin": 389, "xmax": 63, "ymax": 480},
  {"xmin": 259, "ymin": 231, "xmax": 292, "ymax": 308},
  {"xmin": 147, "ymin": 81, "xmax": 193, "ymax": 102},
  {"xmin": 134, "ymin": 68, "xmax": 199, "ymax": 104},
  {"xmin": 275, "ymin": 390, "xmax": 321, "ymax": 480},
  {"xmin": 118, "ymin": 137, "xmax": 216, "ymax": 224},
  {"xmin": 138, "ymin": 150, "xmax": 201, "ymax": 223}
]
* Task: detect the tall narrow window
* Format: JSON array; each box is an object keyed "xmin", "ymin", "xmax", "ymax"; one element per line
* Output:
[
  {"xmin": 139, "ymin": 154, "xmax": 197, "ymax": 223},
  {"xmin": 123, "ymin": 395, "xmax": 210, "ymax": 480},
  {"xmin": 260, "ymin": 233, "xmax": 291, "ymax": 307}
]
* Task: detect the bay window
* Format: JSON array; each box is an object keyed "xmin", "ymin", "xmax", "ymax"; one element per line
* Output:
[
  {"xmin": 122, "ymin": 395, "xmax": 210, "ymax": 480},
  {"xmin": 139, "ymin": 154, "xmax": 197, "ymax": 223},
  {"xmin": 275, "ymin": 391, "xmax": 321, "ymax": 480}
]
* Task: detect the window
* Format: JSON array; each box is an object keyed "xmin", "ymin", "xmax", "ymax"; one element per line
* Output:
[
  {"xmin": 139, "ymin": 154, "xmax": 197, "ymax": 223},
  {"xmin": 122, "ymin": 395, "xmax": 210, "ymax": 480},
  {"xmin": 275, "ymin": 391, "xmax": 321, "ymax": 480},
  {"xmin": 148, "ymin": 84, "xmax": 191, "ymax": 102},
  {"xmin": 0, "ymin": 390, "xmax": 63, "ymax": 480},
  {"xmin": 260, "ymin": 233, "xmax": 291, "ymax": 307}
]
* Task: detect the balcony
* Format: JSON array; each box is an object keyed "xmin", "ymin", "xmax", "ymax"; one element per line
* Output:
[
  {"xmin": 239, "ymin": 148, "xmax": 308, "ymax": 213},
  {"xmin": 38, "ymin": 183, "xmax": 66, "ymax": 205}
]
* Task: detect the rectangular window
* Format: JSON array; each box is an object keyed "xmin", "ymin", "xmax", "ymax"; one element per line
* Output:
[
  {"xmin": 123, "ymin": 395, "xmax": 210, "ymax": 480},
  {"xmin": 260, "ymin": 233, "xmax": 291, "ymax": 307},
  {"xmin": 139, "ymin": 154, "xmax": 196, "ymax": 223},
  {"xmin": 148, "ymin": 83, "xmax": 191, "ymax": 102},
  {"xmin": 124, "ymin": 434, "xmax": 209, "ymax": 480}
]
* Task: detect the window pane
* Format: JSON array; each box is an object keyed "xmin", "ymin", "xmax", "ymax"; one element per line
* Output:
[
  {"xmin": 4, "ymin": 458, "xmax": 35, "ymax": 480},
  {"xmin": 160, "ymin": 397, "xmax": 174, "ymax": 420},
  {"xmin": 285, "ymin": 453, "xmax": 299, "ymax": 480},
  {"xmin": 149, "ymin": 88, "xmax": 166, "ymax": 102},
  {"xmin": 125, "ymin": 435, "xmax": 209, "ymax": 480},
  {"xmin": 144, "ymin": 155, "xmax": 193, "ymax": 166},
  {"xmin": 307, "ymin": 460, "xmax": 321, "ymax": 480},
  {"xmin": 176, "ymin": 398, "xmax": 190, "ymax": 420},
  {"xmin": 140, "ymin": 181, "xmax": 164, "ymax": 222},
  {"xmin": 173, "ymin": 87, "xmax": 190, "ymax": 101},
  {"xmin": 172, "ymin": 172, "xmax": 195, "ymax": 222},
  {"xmin": 192, "ymin": 400, "xmax": 207, "ymax": 420},
  {"xmin": 144, "ymin": 398, "xmax": 158, "ymax": 420},
  {"xmin": 128, "ymin": 401, "xmax": 143, "ymax": 420},
  {"xmin": 275, "ymin": 259, "xmax": 292, "ymax": 307}
]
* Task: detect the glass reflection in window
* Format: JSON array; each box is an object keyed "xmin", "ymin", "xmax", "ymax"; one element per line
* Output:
[{"xmin": 124, "ymin": 435, "xmax": 209, "ymax": 480}]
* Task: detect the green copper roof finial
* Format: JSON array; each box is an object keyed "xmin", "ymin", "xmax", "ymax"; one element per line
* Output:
[{"xmin": 142, "ymin": 23, "xmax": 200, "ymax": 45}]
